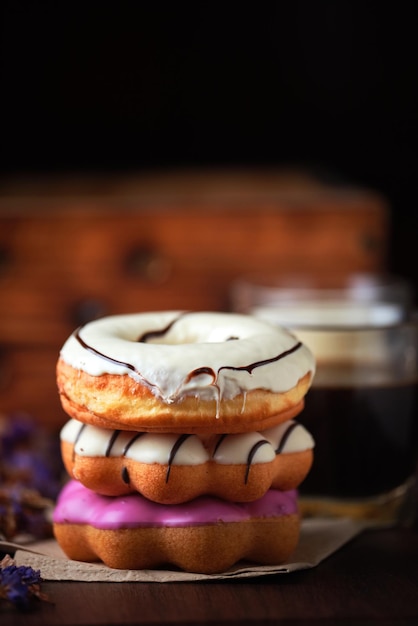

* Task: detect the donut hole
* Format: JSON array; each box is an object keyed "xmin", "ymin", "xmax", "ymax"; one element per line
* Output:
[{"xmin": 143, "ymin": 327, "xmax": 240, "ymax": 346}]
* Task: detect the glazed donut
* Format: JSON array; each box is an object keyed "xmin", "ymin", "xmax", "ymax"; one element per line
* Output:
[
  {"xmin": 53, "ymin": 480, "xmax": 300, "ymax": 573},
  {"xmin": 60, "ymin": 418, "xmax": 314, "ymax": 503},
  {"xmin": 57, "ymin": 311, "xmax": 315, "ymax": 433}
]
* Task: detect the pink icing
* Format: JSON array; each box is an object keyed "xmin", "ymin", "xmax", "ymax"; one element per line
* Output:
[{"xmin": 53, "ymin": 480, "xmax": 298, "ymax": 529}]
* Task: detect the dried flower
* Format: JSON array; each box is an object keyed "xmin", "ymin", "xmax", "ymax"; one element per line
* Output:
[
  {"xmin": 0, "ymin": 555, "xmax": 49, "ymax": 609},
  {"xmin": 0, "ymin": 411, "xmax": 64, "ymax": 541}
]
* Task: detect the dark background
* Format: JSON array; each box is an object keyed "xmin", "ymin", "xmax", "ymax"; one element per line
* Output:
[{"xmin": 1, "ymin": 2, "xmax": 417, "ymax": 296}]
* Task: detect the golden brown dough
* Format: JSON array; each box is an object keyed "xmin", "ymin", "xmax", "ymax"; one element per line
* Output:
[
  {"xmin": 53, "ymin": 515, "xmax": 300, "ymax": 574},
  {"xmin": 57, "ymin": 358, "xmax": 312, "ymax": 433},
  {"xmin": 61, "ymin": 440, "xmax": 313, "ymax": 502}
]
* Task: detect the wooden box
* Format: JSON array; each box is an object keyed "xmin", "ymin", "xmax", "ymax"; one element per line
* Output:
[{"xmin": 0, "ymin": 169, "xmax": 389, "ymax": 430}]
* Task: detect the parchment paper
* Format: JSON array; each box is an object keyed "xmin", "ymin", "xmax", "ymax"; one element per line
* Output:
[{"xmin": 1, "ymin": 517, "xmax": 370, "ymax": 582}]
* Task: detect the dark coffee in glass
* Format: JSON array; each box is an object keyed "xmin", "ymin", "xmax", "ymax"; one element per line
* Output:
[
  {"xmin": 232, "ymin": 272, "xmax": 418, "ymax": 522},
  {"xmin": 294, "ymin": 324, "xmax": 418, "ymax": 524},
  {"xmin": 299, "ymin": 366, "xmax": 418, "ymax": 498}
]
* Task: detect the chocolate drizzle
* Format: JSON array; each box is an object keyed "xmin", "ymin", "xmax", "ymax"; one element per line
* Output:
[
  {"xmin": 137, "ymin": 314, "xmax": 187, "ymax": 343},
  {"xmin": 212, "ymin": 435, "xmax": 271, "ymax": 484},
  {"xmin": 212, "ymin": 434, "xmax": 227, "ymax": 457},
  {"xmin": 105, "ymin": 430, "xmax": 121, "ymax": 457},
  {"xmin": 72, "ymin": 422, "xmax": 86, "ymax": 461},
  {"xmin": 183, "ymin": 343, "xmax": 303, "ymax": 386},
  {"xmin": 123, "ymin": 432, "xmax": 145, "ymax": 456},
  {"xmin": 245, "ymin": 440, "xmax": 270, "ymax": 484},
  {"xmin": 275, "ymin": 422, "xmax": 299, "ymax": 454},
  {"xmin": 218, "ymin": 342, "xmax": 303, "ymax": 376},
  {"xmin": 166, "ymin": 434, "xmax": 191, "ymax": 483},
  {"xmin": 74, "ymin": 328, "xmax": 145, "ymax": 378},
  {"xmin": 185, "ymin": 366, "xmax": 217, "ymax": 384}
]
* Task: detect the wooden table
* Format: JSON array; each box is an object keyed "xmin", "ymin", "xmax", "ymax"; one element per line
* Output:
[{"xmin": 2, "ymin": 526, "xmax": 418, "ymax": 625}]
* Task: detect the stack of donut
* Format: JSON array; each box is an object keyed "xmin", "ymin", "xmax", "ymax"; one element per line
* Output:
[{"xmin": 53, "ymin": 311, "xmax": 316, "ymax": 574}]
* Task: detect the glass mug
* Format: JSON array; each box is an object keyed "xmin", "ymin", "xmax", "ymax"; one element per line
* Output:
[{"xmin": 232, "ymin": 273, "xmax": 418, "ymax": 525}]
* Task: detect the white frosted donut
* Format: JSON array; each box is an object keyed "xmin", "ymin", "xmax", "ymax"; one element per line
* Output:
[
  {"xmin": 60, "ymin": 417, "xmax": 315, "ymax": 502},
  {"xmin": 57, "ymin": 311, "xmax": 315, "ymax": 432}
]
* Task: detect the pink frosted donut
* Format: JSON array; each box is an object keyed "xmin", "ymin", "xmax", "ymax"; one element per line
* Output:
[{"xmin": 53, "ymin": 480, "xmax": 300, "ymax": 573}]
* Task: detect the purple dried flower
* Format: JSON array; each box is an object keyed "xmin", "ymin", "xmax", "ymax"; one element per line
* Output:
[
  {"xmin": 1, "ymin": 411, "xmax": 64, "ymax": 540},
  {"xmin": 1, "ymin": 567, "xmax": 30, "ymax": 606},
  {"xmin": 0, "ymin": 562, "xmax": 44, "ymax": 608}
]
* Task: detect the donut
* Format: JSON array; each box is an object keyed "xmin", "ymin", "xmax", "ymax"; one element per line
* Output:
[
  {"xmin": 52, "ymin": 480, "xmax": 300, "ymax": 573},
  {"xmin": 54, "ymin": 311, "xmax": 316, "ymax": 573},
  {"xmin": 56, "ymin": 311, "xmax": 315, "ymax": 433},
  {"xmin": 60, "ymin": 417, "xmax": 314, "ymax": 503}
]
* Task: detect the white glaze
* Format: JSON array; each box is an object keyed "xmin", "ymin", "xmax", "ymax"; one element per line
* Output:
[
  {"xmin": 60, "ymin": 311, "xmax": 315, "ymax": 404},
  {"xmin": 125, "ymin": 433, "xmax": 208, "ymax": 465},
  {"xmin": 61, "ymin": 418, "xmax": 314, "ymax": 466},
  {"xmin": 211, "ymin": 431, "xmax": 276, "ymax": 464},
  {"xmin": 262, "ymin": 420, "xmax": 315, "ymax": 453}
]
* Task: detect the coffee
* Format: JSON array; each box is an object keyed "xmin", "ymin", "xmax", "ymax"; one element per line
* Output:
[
  {"xmin": 231, "ymin": 275, "xmax": 418, "ymax": 522},
  {"xmin": 299, "ymin": 367, "xmax": 418, "ymax": 498}
]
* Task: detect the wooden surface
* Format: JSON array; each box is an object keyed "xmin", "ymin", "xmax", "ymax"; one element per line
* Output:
[
  {"xmin": 1, "ymin": 526, "xmax": 418, "ymax": 625},
  {"xmin": 0, "ymin": 169, "xmax": 389, "ymax": 430}
]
